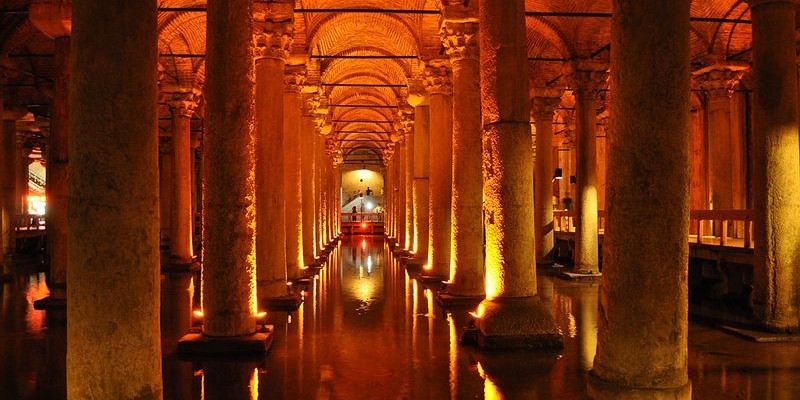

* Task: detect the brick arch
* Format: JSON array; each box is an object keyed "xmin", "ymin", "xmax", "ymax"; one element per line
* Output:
[
  {"xmin": 308, "ymin": 13, "xmax": 420, "ymax": 60},
  {"xmin": 158, "ymin": 10, "xmax": 206, "ymax": 88}
]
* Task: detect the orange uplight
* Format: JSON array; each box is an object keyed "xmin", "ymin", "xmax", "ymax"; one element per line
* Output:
[
  {"xmin": 468, "ymin": 303, "xmax": 485, "ymax": 319},
  {"xmin": 256, "ymin": 311, "xmax": 267, "ymax": 319},
  {"xmin": 193, "ymin": 310, "xmax": 204, "ymax": 318},
  {"xmin": 361, "ymin": 239, "xmax": 366, "ymax": 250},
  {"xmin": 423, "ymin": 264, "xmax": 431, "ymax": 271},
  {"xmin": 361, "ymin": 223, "xmax": 366, "ymax": 228}
]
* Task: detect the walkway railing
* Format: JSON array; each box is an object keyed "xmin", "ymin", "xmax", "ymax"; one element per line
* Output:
[
  {"xmin": 15, "ymin": 214, "xmax": 46, "ymax": 232},
  {"xmin": 554, "ymin": 209, "xmax": 754, "ymax": 249},
  {"xmin": 341, "ymin": 212, "xmax": 384, "ymax": 222}
]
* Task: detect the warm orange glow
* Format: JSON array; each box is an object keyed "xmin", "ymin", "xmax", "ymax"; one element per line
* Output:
[
  {"xmin": 250, "ymin": 367, "xmax": 259, "ymax": 400},
  {"xmin": 27, "ymin": 195, "xmax": 46, "ymax": 216},
  {"xmin": 468, "ymin": 303, "xmax": 485, "ymax": 319},
  {"xmin": 361, "ymin": 239, "xmax": 366, "ymax": 250},
  {"xmin": 361, "ymin": 222, "xmax": 366, "ymax": 228},
  {"xmin": 193, "ymin": 310, "xmax": 204, "ymax": 318},
  {"xmin": 423, "ymin": 264, "xmax": 431, "ymax": 271},
  {"xmin": 256, "ymin": 311, "xmax": 268, "ymax": 319}
]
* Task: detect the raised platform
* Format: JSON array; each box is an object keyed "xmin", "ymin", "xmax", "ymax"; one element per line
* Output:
[
  {"xmin": 33, "ymin": 296, "xmax": 66, "ymax": 310},
  {"xmin": 435, "ymin": 292, "xmax": 483, "ymax": 310},
  {"xmin": 719, "ymin": 325, "xmax": 800, "ymax": 343},
  {"xmin": 558, "ymin": 270, "xmax": 602, "ymax": 281},
  {"xmin": 177, "ymin": 328, "xmax": 274, "ymax": 356},
  {"xmin": 260, "ymin": 295, "xmax": 303, "ymax": 312}
]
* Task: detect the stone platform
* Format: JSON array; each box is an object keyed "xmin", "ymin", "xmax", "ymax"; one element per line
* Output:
[{"xmin": 177, "ymin": 328, "xmax": 274, "ymax": 356}]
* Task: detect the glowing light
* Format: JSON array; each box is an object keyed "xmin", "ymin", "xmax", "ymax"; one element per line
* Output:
[
  {"xmin": 193, "ymin": 310, "xmax": 204, "ymax": 318},
  {"xmin": 468, "ymin": 303, "xmax": 485, "ymax": 319},
  {"xmin": 361, "ymin": 223, "xmax": 366, "ymax": 228},
  {"xmin": 250, "ymin": 367, "xmax": 259, "ymax": 400},
  {"xmin": 256, "ymin": 311, "xmax": 268, "ymax": 319},
  {"xmin": 27, "ymin": 195, "xmax": 46, "ymax": 216},
  {"xmin": 361, "ymin": 239, "xmax": 366, "ymax": 250},
  {"xmin": 423, "ymin": 264, "xmax": 431, "ymax": 271}
]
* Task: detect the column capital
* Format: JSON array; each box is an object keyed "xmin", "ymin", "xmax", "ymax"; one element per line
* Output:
[
  {"xmin": 29, "ymin": 0, "xmax": 72, "ymax": 39},
  {"xmin": 253, "ymin": 2, "xmax": 294, "ymax": 61},
  {"xmin": 565, "ymin": 59, "xmax": 608, "ymax": 100},
  {"xmin": 383, "ymin": 143, "xmax": 396, "ymax": 164},
  {"xmin": 423, "ymin": 60, "xmax": 453, "ymax": 96},
  {"xmin": 284, "ymin": 64, "xmax": 307, "ymax": 93},
  {"xmin": 397, "ymin": 106, "xmax": 415, "ymax": 138},
  {"xmin": 692, "ymin": 63, "xmax": 748, "ymax": 98},
  {"xmin": 440, "ymin": 20, "xmax": 479, "ymax": 62},
  {"xmin": 163, "ymin": 86, "xmax": 202, "ymax": 118},
  {"xmin": 530, "ymin": 87, "xmax": 564, "ymax": 120}
]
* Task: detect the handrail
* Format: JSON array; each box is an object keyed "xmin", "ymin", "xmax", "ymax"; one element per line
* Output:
[
  {"xmin": 341, "ymin": 212, "xmax": 384, "ymax": 222},
  {"xmin": 15, "ymin": 214, "xmax": 46, "ymax": 231}
]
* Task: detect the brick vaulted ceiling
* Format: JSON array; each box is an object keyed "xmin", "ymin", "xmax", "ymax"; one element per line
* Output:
[{"xmin": 0, "ymin": 0, "xmax": 775, "ymax": 163}]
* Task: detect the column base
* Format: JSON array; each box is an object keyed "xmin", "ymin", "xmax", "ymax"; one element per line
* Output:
[
  {"xmin": 559, "ymin": 270, "xmax": 602, "ymax": 281},
  {"xmin": 466, "ymin": 297, "xmax": 563, "ymax": 350},
  {"xmin": 259, "ymin": 295, "xmax": 303, "ymax": 312},
  {"xmin": 587, "ymin": 373, "xmax": 692, "ymax": 400},
  {"xmin": 417, "ymin": 274, "xmax": 448, "ymax": 289},
  {"xmin": 33, "ymin": 296, "xmax": 67, "ymax": 310},
  {"xmin": 177, "ymin": 329, "xmax": 274, "ymax": 356},
  {"xmin": 435, "ymin": 292, "xmax": 483, "ymax": 310}
]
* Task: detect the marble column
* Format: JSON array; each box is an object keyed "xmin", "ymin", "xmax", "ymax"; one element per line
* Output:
[
  {"xmin": 15, "ymin": 140, "xmax": 30, "ymax": 215},
  {"xmin": 48, "ymin": 36, "xmax": 70, "ymax": 300},
  {"xmin": 197, "ymin": 0, "xmax": 257, "ymax": 338},
  {"xmin": 442, "ymin": 19, "xmax": 484, "ymax": 296},
  {"xmin": 408, "ymin": 88, "xmax": 430, "ymax": 259},
  {"xmin": 0, "ymin": 111, "xmax": 18, "ymax": 259},
  {"xmin": 166, "ymin": 88, "xmax": 200, "ymax": 266},
  {"xmin": 402, "ymin": 111, "xmax": 415, "ymax": 251},
  {"xmin": 749, "ymin": 0, "xmax": 800, "ymax": 332},
  {"xmin": 396, "ymin": 140, "xmax": 407, "ymax": 248},
  {"xmin": 588, "ymin": 0, "xmax": 692, "ymax": 398},
  {"xmin": 253, "ymin": 11, "xmax": 291, "ymax": 300},
  {"xmin": 471, "ymin": 0, "xmax": 561, "ymax": 349},
  {"xmin": 284, "ymin": 65, "xmax": 305, "ymax": 276},
  {"xmin": 68, "ymin": 0, "xmax": 162, "ymax": 397},
  {"xmin": 571, "ymin": 64, "xmax": 606, "ymax": 275},
  {"xmin": 424, "ymin": 61, "xmax": 453, "ymax": 278},
  {"xmin": 531, "ymin": 88, "xmax": 563, "ymax": 266},
  {"xmin": 383, "ymin": 144, "xmax": 396, "ymax": 238},
  {"xmin": 693, "ymin": 64, "xmax": 746, "ymax": 214},
  {"xmin": 300, "ymin": 94, "xmax": 317, "ymax": 263}
]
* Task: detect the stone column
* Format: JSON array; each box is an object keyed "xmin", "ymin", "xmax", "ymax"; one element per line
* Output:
[
  {"xmin": 471, "ymin": 0, "xmax": 561, "ymax": 349},
  {"xmin": 531, "ymin": 88, "xmax": 563, "ymax": 266},
  {"xmin": 588, "ymin": 1, "xmax": 692, "ymax": 398},
  {"xmin": 316, "ymin": 131, "xmax": 328, "ymax": 248},
  {"xmin": 396, "ymin": 139, "xmax": 407, "ymax": 248},
  {"xmin": 693, "ymin": 64, "xmax": 746, "ymax": 214},
  {"xmin": 158, "ymin": 139, "xmax": 173, "ymax": 247},
  {"xmin": 402, "ymin": 110, "xmax": 415, "ymax": 251},
  {"xmin": 0, "ymin": 111, "xmax": 18, "ymax": 259},
  {"xmin": 15, "ymin": 140, "xmax": 30, "ymax": 215},
  {"xmin": 284, "ymin": 65, "xmax": 305, "ymax": 276},
  {"xmin": 441, "ymin": 18, "xmax": 484, "ymax": 297},
  {"xmin": 68, "ymin": 0, "xmax": 162, "ymax": 397},
  {"xmin": 166, "ymin": 88, "xmax": 200, "ymax": 266},
  {"xmin": 300, "ymin": 94, "xmax": 317, "ymax": 264},
  {"xmin": 196, "ymin": 0, "xmax": 256, "ymax": 338},
  {"xmin": 408, "ymin": 87, "xmax": 430, "ymax": 259},
  {"xmin": 424, "ymin": 61, "xmax": 453, "ymax": 278},
  {"xmin": 383, "ymin": 144, "xmax": 396, "ymax": 238},
  {"xmin": 749, "ymin": 0, "xmax": 800, "ymax": 332},
  {"xmin": 253, "ymin": 8, "xmax": 291, "ymax": 300},
  {"xmin": 570, "ymin": 63, "xmax": 606, "ymax": 275}
]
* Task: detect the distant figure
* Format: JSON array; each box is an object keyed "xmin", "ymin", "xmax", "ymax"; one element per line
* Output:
[
  {"xmin": 365, "ymin": 186, "xmax": 372, "ymax": 196},
  {"xmin": 351, "ymin": 205, "xmax": 358, "ymax": 221},
  {"xmin": 563, "ymin": 196, "xmax": 573, "ymax": 211}
]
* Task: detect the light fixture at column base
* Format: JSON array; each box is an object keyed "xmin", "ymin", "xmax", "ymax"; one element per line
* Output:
[
  {"xmin": 586, "ymin": 373, "xmax": 692, "ymax": 400},
  {"xmin": 177, "ymin": 329, "xmax": 274, "ymax": 357}
]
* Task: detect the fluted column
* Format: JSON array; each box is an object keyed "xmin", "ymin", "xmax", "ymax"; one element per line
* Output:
[
  {"xmin": 284, "ymin": 65, "xmax": 305, "ymax": 276},
  {"xmin": 749, "ymin": 0, "xmax": 800, "ymax": 332},
  {"xmin": 301, "ymin": 94, "xmax": 317, "ymax": 263},
  {"xmin": 471, "ymin": 0, "xmax": 561, "ymax": 349},
  {"xmin": 588, "ymin": 1, "xmax": 692, "ymax": 398},
  {"xmin": 68, "ymin": 0, "xmax": 162, "ymax": 397},
  {"xmin": 253, "ymin": 10, "xmax": 291, "ymax": 301},
  {"xmin": 571, "ymin": 64, "xmax": 606, "ymax": 275},
  {"xmin": 198, "ymin": 0, "xmax": 257, "ymax": 337},
  {"xmin": 408, "ymin": 87, "xmax": 430, "ymax": 259},
  {"xmin": 531, "ymin": 88, "xmax": 563, "ymax": 266},
  {"xmin": 693, "ymin": 64, "xmax": 746, "ymax": 214},
  {"xmin": 442, "ymin": 18, "xmax": 483, "ymax": 296},
  {"xmin": 165, "ymin": 88, "xmax": 200, "ymax": 266},
  {"xmin": 424, "ymin": 61, "xmax": 453, "ymax": 278}
]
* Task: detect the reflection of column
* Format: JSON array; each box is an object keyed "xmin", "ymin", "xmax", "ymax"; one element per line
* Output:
[
  {"xmin": 424, "ymin": 61, "xmax": 453, "ymax": 278},
  {"xmin": 570, "ymin": 63, "xmax": 606, "ymax": 275},
  {"xmin": 749, "ymin": 0, "xmax": 800, "ymax": 332},
  {"xmin": 693, "ymin": 64, "xmax": 746, "ymax": 214},
  {"xmin": 67, "ymin": 0, "xmax": 162, "ymax": 396},
  {"xmin": 166, "ymin": 89, "xmax": 200, "ymax": 265},
  {"xmin": 442, "ymin": 18, "xmax": 483, "ymax": 296},
  {"xmin": 199, "ymin": 0, "xmax": 257, "ymax": 337},
  {"xmin": 408, "ymin": 87, "xmax": 429, "ymax": 259},
  {"xmin": 589, "ymin": 1, "xmax": 692, "ymax": 398},
  {"xmin": 284, "ymin": 65, "xmax": 306, "ymax": 277},
  {"xmin": 472, "ymin": 0, "xmax": 561, "ymax": 348},
  {"xmin": 253, "ymin": 12, "xmax": 291, "ymax": 299},
  {"xmin": 301, "ymin": 94, "xmax": 317, "ymax": 263},
  {"xmin": 531, "ymin": 88, "xmax": 563, "ymax": 266}
]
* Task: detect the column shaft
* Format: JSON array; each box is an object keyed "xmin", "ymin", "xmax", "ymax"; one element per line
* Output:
[
  {"xmin": 284, "ymin": 72, "xmax": 304, "ymax": 276},
  {"xmin": 426, "ymin": 64, "xmax": 453, "ymax": 277},
  {"xmin": 405, "ymin": 131, "xmax": 415, "ymax": 250},
  {"xmin": 301, "ymin": 103, "xmax": 317, "ymax": 263},
  {"xmin": 750, "ymin": 0, "xmax": 800, "ymax": 331},
  {"xmin": 532, "ymin": 92, "xmax": 561, "ymax": 265},
  {"xmin": 1, "ymin": 117, "xmax": 15, "ymax": 257},
  {"xmin": 412, "ymin": 105, "xmax": 430, "ymax": 258},
  {"xmin": 589, "ymin": 0, "xmax": 691, "ymax": 398},
  {"xmin": 169, "ymin": 98, "xmax": 196, "ymax": 264},
  {"xmin": 202, "ymin": 0, "xmax": 256, "ymax": 336},
  {"xmin": 68, "ymin": 0, "xmax": 162, "ymax": 397},
  {"xmin": 48, "ymin": 36, "xmax": 69, "ymax": 298},
  {"xmin": 574, "ymin": 82, "xmax": 600, "ymax": 274}
]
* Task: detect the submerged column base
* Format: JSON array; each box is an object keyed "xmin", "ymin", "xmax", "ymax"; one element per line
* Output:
[
  {"xmin": 466, "ymin": 297, "xmax": 563, "ymax": 350},
  {"xmin": 177, "ymin": 330, "xmax": 274, "ymax": 356},
  {"xmin": 587, "ymin": 373, "xmax": 691, "ymax": 400},
  {"xmin": 435, "ymin": 292, "xmax": 483, "ymax": 310}
]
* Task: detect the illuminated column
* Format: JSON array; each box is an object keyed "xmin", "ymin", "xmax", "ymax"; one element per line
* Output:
[
  {"xmin": 383, "ymin": 144, "xmax": 396, "ymax": 238},
  {"xmin": 165, "ymin": 88, "xmax": 200, "ymax": 266},
  {"xmin": 424, "ymin": 61, "xmax": 453, "ymax": 277},
  {"xmin": 253, "ymin": 9, "xmax": 292, "ymax": 301},
  {"xmin": 395, "ymin": 139, "xmax": 406, "ymax": 247},
  {"xmin": 596, "ymin": 113, "xmax": 608, "ymax": 211},
  {"xmin": 570, "ymin": 63, "xmax": 606, "ymax": 275},
  {"xmin": 693, "ymin": 65, "xmax": 746, "ymax": 213},
  {"xmin": 588, "ymin": 1, "xmax": 692, "ymax": 398},
  {"xmin": 316, "ymin": 132, "xmax": 328, "ymax": 248},
  {"xmin": 402, "ymin": 110, "xmax": 415, "ymax": 250},
  {"xmin": 441, "ymin": 17, "xmax": 483, "ymax": 296},
  {"xmin": 15, "ymin": 140, "xmax": 30, "ymax": 215},
  {"xmin": 67, "ymin": 0, "xmax": 162, "ymax": 397},
  {"xmin": 192, "ymin": 0, "xmax": 257, "ymax": 339},
  {"xmin": 408, "ymin": 86, "xmax": 430, "ymax": 259},
  {"xmin": 531, "ymin": 88, "xmax": 563, "ymax": 266},
  {"xmin": 749, "ymin": 0, "xmax": 800, "ymax": 332},
  {"xmin": 472, "ymin": 0, "xmax": 561, "ymax": 348},
  {"xmin": 284, "ymin": 65, "xmax": 305, "ymax": 276},
  {"xmin": 301, "ymin": 94, "xmax": 317, "ymax": 263},
  {"xmin": 333, "ymin": 157, "xmax": 342, "ymax": 236}
]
